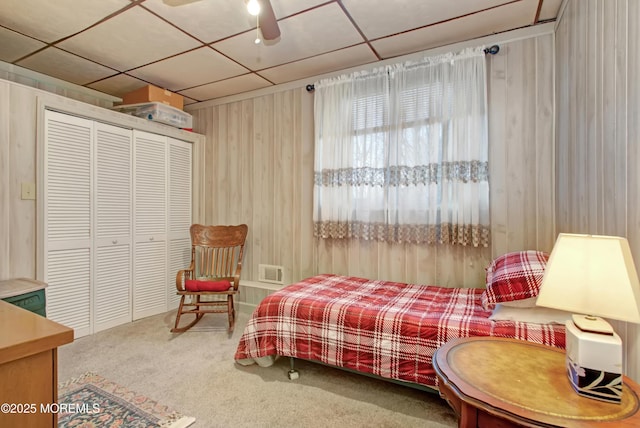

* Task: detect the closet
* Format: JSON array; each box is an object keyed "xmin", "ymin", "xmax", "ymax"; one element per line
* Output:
[{"xmin": 42, "ymin": 110, "xmax": 192, "ymax": 337}]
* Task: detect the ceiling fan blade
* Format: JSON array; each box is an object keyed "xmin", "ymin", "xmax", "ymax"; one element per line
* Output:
[
  {"xmin": 162, "ymin": 0, "xmax": 202, "ymax": 7},
  {"xmin": 259, "ymin": 0, "xmax": 280, "ymax": 40}
]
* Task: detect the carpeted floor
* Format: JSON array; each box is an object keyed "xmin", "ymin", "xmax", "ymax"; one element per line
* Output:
[{"xmin": 57, "ymin": 310, "xmax": 457, "ymax": 428}]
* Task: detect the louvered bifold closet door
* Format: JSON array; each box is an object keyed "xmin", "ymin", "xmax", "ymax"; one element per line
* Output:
[
  {"xmin": 94, "ymin": 122, "xmax": 132, "ymax": 332},
  {"xmin": 167, "ymin": 138, "xmax": 192, "ymax": 309},
  {"xmin": 133, "ymin": 130, "xmax": 167, "ymax": 319},
  {"xmin": 44, "ymin": 110, "xmax": 93, "ymax": 337}
]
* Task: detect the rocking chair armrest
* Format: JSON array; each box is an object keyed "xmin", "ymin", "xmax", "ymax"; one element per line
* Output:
[
  {"xmin": 233, "ymin": 274, "xmax": 241, "ymax": 291},
  {"xmin": 176, "ymin": 268, "xmax": 194, "ymax": 291}
]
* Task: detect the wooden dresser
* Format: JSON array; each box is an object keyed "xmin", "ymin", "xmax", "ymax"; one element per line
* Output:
[{"xmin": 0, "ymin": 299, "xmax": 73, "ymax": 428}]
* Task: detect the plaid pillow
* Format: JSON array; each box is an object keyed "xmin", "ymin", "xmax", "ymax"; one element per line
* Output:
[{"xmin": 481, "ymin": 251, "xmax": 549, "ymax": 310}]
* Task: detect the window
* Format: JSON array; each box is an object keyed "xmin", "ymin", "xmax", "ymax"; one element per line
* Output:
[{"xmin": 313, "ymin": 47, "xmax": 489, "ymax": 246}]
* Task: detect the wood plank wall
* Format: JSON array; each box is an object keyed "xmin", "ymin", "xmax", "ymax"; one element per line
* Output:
[
  {"xmin": 0, "ymin": 83, "xmax": 40, "ymax": 279},
  {"xmin": 190, "ymin": 91, "xmax": 316, "ymax": 285},
  {"xmin": 488, "ymin": 35, "xmax": 556, "ymax": 257},
  {"xmin": 555, "ymin": 0, "xmax": 640, "ymax": 381},
  {"xmin": 0, "ymin": 81, "xmax": 9, "ymax": 278},
  {"xmin": 189, "ymin": 32, "xmax": 556, "ymax": 289}
]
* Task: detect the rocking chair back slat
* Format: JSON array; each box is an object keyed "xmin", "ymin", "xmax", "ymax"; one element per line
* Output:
[{"xmin": 194, "ymin": 245, "xmax": 243, "ymax": 282}]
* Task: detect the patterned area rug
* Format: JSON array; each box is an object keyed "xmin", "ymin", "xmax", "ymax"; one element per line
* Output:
[{"xmin": 58, "ymin": 372, "xmax": 195, "ymax": 428}]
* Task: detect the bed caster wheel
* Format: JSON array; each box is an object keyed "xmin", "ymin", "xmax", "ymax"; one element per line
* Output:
[{"xmin": 288, "ymin": 369, "xmax": 299, "ymax": 380}]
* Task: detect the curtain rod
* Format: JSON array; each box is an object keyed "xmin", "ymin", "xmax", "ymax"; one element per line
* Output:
[{"xmin": 305, "ymin": 44, "xmax": 500, "ymax": 92}]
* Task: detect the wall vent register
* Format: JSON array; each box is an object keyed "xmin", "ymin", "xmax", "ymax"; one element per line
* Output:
[{"xmin": 258, "ymin": 264, "xmax": 284, "ymax": 284}]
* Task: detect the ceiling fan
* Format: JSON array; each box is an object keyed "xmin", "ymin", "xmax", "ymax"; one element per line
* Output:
[{"xmin": 162, "ymin": 0, "xmax": 281, "ymax": 40}]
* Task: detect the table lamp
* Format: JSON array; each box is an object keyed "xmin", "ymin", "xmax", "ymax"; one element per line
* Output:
[{"xmin": 536, "ymin": 233, "xmax": 640, "ymax": 403}]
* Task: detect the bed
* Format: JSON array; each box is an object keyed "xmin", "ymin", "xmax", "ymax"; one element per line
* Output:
[{"xmin": 235, "ymin": 251, "xmax": 567, "ymax": 391}]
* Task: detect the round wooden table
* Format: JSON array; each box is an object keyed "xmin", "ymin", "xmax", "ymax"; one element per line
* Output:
[{"xmin": 433, "ymin": 337, "xmax": 640, "ymax": 427}]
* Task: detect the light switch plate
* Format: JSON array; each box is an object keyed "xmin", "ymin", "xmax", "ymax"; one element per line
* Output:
[{"xmin": 21, "ymin": 182, "xmax": 36, "ymax": 200}]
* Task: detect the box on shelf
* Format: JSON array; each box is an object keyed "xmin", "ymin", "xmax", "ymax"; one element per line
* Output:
[
  {"xmin": 121, "ymin": 84, "xmax": 184, "ymax": 110},
  {"xmin": 112, "ymin": 102, "xmax": 193, "ymax": 129}
]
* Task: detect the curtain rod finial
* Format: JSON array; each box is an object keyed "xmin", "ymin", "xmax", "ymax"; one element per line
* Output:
[{"xmin": 484, "ymin": 45, "xmax": 500, "ymax": 55}]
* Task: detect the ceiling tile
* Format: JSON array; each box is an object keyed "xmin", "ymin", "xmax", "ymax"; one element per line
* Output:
[
  {"xmin": 372, "ymin": 0, "xmax": 540, "ymax": 59},
  {"xmin": 0, "ymin": 0, "xmax": 561, "ymax": 103},
  {"xmin": 142, "ymin": 0, "xmax": 253, "ymax": 43},
  {"xmin": 86, "ymin": 73, "xmax": 150, "ymax": 98},
  {"xmin": 270, "ymin": 0, "xmax": 329, "ymax": 18},
  {"xmin": 0, "ymin": 27, "xmax": 46, "ymax": 63},
  {"xmin": 57, "ymin": 5, "xmax": 201, "ymax": 71},
  {"xmin": 259, "ymin": 44, "xmax": 378, "ymax": 84},
  {"xmin": 0, "ymin": 0, "xmax": 130, "ymax": 43},
  {"xmin": 539, "ymin": 0, "xmax": 564, "ymax": 22},
  {"xmin": 88, "ymin": 71, "xmax": 199, "ymax": 105},
  {"xmin": 213, "ymin": 3, "xmax": 363, "ymax": 71},
  {"xmin": 128, "ymin": 46, "xmax": 248, "ymax": 91},
  {"xmin": 17, "ymin": 47, "xmax": 118, "ymax": 86},
  {"xmin": 182, "ymin": 95, "xmax": 198, "ymax": 106},
  {"xmin": 342, "ymin": 0, "xmax": 513, "ymax": 40},
  {"xmin": 179, "ymin": 73, "xmax": 272, "ymax": 101}
]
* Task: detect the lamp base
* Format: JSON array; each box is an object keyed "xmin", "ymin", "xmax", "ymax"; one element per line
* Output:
[{"xmin": 565, "ymin": 319, "xmax": 623, "ymax": 403}]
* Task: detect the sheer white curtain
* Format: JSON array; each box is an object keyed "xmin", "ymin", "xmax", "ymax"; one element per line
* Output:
[{"xmin": 313, "ymin": 47, "xmax": 489, "ymax": 246}]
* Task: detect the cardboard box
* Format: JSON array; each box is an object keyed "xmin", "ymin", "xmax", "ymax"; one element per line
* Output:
[{"xmin": 121, "ymin": 85, "xmax": 183, "ymax": 110}]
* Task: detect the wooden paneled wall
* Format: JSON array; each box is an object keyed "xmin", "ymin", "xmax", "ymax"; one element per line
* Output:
[
  {"xmin": 555, "ymin": 0, "xmax": 640, "ymax": 381},
  {"xmin": 488, "ymin": 36, "xmax": 556, "ymax": 256},
  {"xmin": 189, "ymin": 32, "xmax": 556, "ymax": 289},
  {"xmin": 190, "ymin": 91, "xmax": 316, "ymax": 285},
  {"xmin": 0, "ymin": 81, "xmax": 9, "ymax": 277},
  {"xmin": 0, "ymin": 82, "xmax": 41, "ymax": 279}
]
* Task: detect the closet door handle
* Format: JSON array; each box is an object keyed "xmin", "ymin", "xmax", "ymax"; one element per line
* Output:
[
  {"xmin": 112, "ymin": 240, "xmax": 118, "ymax": 245},
  {"xmin": 149, "ymin": 237, "xmax": 155, "ymax": 241}
]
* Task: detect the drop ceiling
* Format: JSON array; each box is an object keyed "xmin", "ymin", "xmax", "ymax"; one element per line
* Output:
[{"xmin": 0, "ymin": 0, "xmax": 562, "ymax": 106}]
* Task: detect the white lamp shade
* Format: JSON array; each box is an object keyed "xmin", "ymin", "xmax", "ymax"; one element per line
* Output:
[{"xmin": 536, "ymin": 233, "xmax": 640, "ymax": 323}]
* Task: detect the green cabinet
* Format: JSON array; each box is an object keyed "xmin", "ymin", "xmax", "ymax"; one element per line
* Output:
[
  {"xmin": 0, "ymin": 278, "xmax": 47, "ymax": 317},
  {"xmin": 2, "ymin": 289, "xmax": 46, "ymax": 317}
]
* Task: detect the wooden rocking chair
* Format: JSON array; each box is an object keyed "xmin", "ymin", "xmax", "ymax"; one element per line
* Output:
[{"xmin": 172, "ymin": 224, "xmax": 248, "ymax": 333}]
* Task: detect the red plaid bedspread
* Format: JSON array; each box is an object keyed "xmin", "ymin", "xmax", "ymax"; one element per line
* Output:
[{"xmin": 234, "ymin": 274, "xmax": 566, "ymax": 388}]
